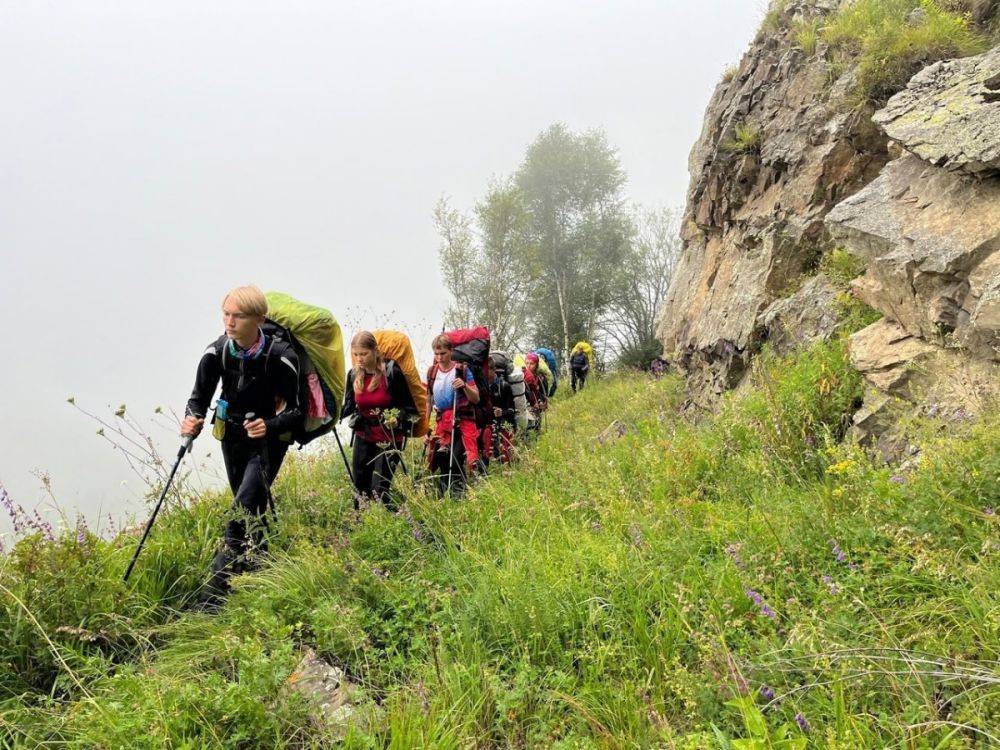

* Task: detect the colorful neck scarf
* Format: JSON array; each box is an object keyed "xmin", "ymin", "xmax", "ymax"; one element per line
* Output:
[{"xmin": 228, "ymin": 329, "xmax": 266, "ymax": 360}]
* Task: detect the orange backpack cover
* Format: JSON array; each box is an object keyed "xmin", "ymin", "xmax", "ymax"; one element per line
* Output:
[{"xmin": 373, "ymin": 330, "xmax": 430, "ymax": 437}]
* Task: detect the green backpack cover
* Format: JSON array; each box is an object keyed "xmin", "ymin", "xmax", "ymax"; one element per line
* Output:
[{"xmin": 265, "ymin": 292, "xmax": 346, "ymax": 439}]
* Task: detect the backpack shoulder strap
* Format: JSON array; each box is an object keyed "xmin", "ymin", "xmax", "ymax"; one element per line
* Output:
[{"xmin": 262, "ymin": 332, "xmax": 279, "ymax": 377}]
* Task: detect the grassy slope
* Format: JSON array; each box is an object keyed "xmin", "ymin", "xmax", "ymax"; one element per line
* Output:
[{"xmin": 2, "ymin": 340, "xmax": 999, "ymax": 748}]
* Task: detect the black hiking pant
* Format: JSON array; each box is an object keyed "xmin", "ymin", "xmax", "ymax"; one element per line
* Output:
[
  {"xmin": 203, "ymin": 437, "xmax": 289, "ymax": 599},
  {"xmin": 351, "ymin": 435, "xmax": 403, "ymax": 510},
  {"xmin": 571, "ymin": 368, "xmax": 588, "ymax": 392}
]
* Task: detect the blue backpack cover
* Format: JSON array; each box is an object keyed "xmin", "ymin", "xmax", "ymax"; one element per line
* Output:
[{"xmin": 535, "ymin": 347, "xmax": 558, "ymax": 378}]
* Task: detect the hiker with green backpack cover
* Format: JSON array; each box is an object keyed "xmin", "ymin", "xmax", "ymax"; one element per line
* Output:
[{"xmin": 179, "ymin": 286, "xmax": 345, "ymax": 606}]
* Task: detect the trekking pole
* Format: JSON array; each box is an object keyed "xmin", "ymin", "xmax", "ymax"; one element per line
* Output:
[
  {"xmin": 447, "ymin": 388, "xmax": 458, "ymax": 495},
  {"xmin": 123, "ymin": 435, "xmax": 193, "ymax": 582},
  {"xmin": 332, "ymin": 425, "xmax": 355, "ymax": 486}
]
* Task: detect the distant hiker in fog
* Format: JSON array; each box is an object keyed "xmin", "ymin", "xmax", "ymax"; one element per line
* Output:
[{"xmin": 570, "ymin": 343, "xmax": 591, "ymax": 393}]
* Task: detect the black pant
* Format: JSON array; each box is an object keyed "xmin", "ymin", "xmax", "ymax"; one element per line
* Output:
[
  {"xmin": 351, "ymin": 435, "xmax": 403, "ymax": 509},
  {"xmin": 572, "ymin": 368, "xmax": 588, "ymax": 392},
  {"xmin": 204, "ymin": 437, "xmax": 289, "ymax": 598}
]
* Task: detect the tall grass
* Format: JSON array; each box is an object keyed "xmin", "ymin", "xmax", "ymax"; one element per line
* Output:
[
  {"xmin": 822, "ymin": 0, "xmax": 985, "ymax": 101},
  {"xmin": 2, "ymin": 341, "xmax": 999, "ymax": 746}
]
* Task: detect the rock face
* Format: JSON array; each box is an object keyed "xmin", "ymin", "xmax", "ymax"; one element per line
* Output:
[
  {"xmin": 827, "ymin": 152, "xmax": 1000, "ymax": 359},
  {"xmin": 874, "ymin": 45, "xmax": 1000, "ymax": 176},
  {"xmin": 760, "ymin": 274, "xmax": 842, "ymax": 356},
  {"xmin": 824, "ymin": 44, "xmax": 1000, "ymax": 442},
  {"xmin": 659, "ymin": 0, "xmax": 999, "ymax": 444},
  {"xmin": 656, "ymin": 0, "xmax": 889, "ymax": 400}
]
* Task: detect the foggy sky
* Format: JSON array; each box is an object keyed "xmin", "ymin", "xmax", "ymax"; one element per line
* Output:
[{"xmin": 0, "ymin": 0, "xmax": 761, "ymax": 533}]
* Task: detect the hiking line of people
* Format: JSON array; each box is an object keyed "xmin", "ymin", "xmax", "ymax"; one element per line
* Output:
[{"xmin": 128, "ymin": 286, "xmax": 596, "ymax": 609}]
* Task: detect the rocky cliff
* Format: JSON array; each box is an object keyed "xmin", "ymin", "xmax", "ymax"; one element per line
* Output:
[{"xmin": 658, "ymin": 0, "xmax": 999, "ymax": 447}]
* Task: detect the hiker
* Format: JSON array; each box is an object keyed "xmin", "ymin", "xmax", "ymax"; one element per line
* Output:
[
  {"xmin": 341, "ymin": 331, "xmax": 418, "ymax": 510},
  {"xmin": 650, "ymin": 356, "xmax": 669, "ymax": 378},
  {"xmin": 485, "ymin": 352, "xmax": 518, "ymax": 464},
  {"xmin": 535, "ymin": 347, "xmax": 559, "ymax": 397},
  {"xmin": 425, "ymin": 333, "xmax": 481, "ymax": 493},
  {"xmin": 181, "ymin": 285, "xmax": 302, "ymax": 605},
  {"xmin": 570, "ymin": 343, "xmax": 591, "ymax": 392},
  {"xmin": 522, "ymin": 352, "xmax": 547, "ymax": 435},
  {"xmin": 532, "ymin": 351, "xmax": 553, "ymax": 405}
]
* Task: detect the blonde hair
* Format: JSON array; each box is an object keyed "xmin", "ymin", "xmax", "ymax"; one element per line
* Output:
[
  {"xmin": 432, "ymin": 333, "xmax": 453, "ymax": 350},
  {"xmin": 351, "ymin": 331, "xmax": 386, "ymax": 393},
  {"xmin": 221, "ymin": 285, "xmax": 268, "ymax": 317}
]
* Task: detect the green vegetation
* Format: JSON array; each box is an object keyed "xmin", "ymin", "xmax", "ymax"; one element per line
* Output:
[
  {"xmin": 819, "ymin": 247, "xmax": 867, "ymax": 287},
  {"xmin": 759, "ymin": 0, "xmax": 791, "ymax": 36},
  {"xmin": 722, "ymin": 122, "xmax": 763, "ymax": 155},
  {"xmin": 793, "ymin": 18, "xmax": 821, "ymax": 56},
  {"xmin": 4, "ymin": 341, "xmax": 1000, "ymax": 746},
  {"xmin": 822, "ymin": 0, "xmax": 986, "ymax": 101}
]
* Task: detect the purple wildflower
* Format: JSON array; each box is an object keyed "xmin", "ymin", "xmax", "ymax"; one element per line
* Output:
[
  {"xmin": 759, "ymin": 685, "xmax": 775, "ymax": 701},
  {"xmin": 725, "ymin": 543, "xmax": 746, "ymax": 569},
  {"xmin": 822, "ymin": 574, "xmax": 838, "ymax": 594},
  {"xmin": 829, "ymin": 539, "xmax": 848, "ymax": 564},
  {"xmin": 411, "ymin": 525, "xmax": 424, "ymax": 542},
  {"xmin": 795, "ymin": 713, "xmax": 810, "ymax": 732},
  {"xmin": 985, "ymin": 507, "xmax": 996, "ymax": 517},
  {"xmin": 889, "ymin": 475, "xmax": 906, "ymax": 484},
  {"xmin": 32, "ymin": 510, "xmax": 55, "ymax": 541},
  {"xmin": 746, "ymin": 589, "xmax": 777, "ymax": 619}
]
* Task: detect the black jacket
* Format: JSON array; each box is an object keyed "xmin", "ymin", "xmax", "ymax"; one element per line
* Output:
[
  {"xmin": 186, "ymin": 332, "xmax": 302, "ymax": 439},
  {"xmin": 341, "ymin": 360, "xmax": 419, "ymax": 435},
  {"xmin": 570, "ymin": 352, "xmax": 590, "ymax": 372},
  {"xmin": 490, "ymin": 374, "xmax": 516, "ymax": 425}
]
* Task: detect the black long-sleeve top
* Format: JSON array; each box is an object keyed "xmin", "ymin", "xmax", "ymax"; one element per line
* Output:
[{"xmin": 186, "ymin": 333, "xmax": 302, "ymax": 439}]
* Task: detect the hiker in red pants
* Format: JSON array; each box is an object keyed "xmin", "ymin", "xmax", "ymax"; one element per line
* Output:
[{"xmin": 425, "ymin": 333, "xmax": 481, "ymax": 493}]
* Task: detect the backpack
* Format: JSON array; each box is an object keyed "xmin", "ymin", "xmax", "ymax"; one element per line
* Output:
[
  {"xmin": 263, "ymin": 292, "xmax": 346, "ymax": 446},
  {"xmin": 373, "ymin": 329, "xmax": 429, "ymax": 437},
  {"xmin": 491, "ymin": 351, "xmax": 528, "ymax": 431},
  {"xmin": 429, "ymin": 327, "xmax": 493, "ymax": 428},
  {"xmin": 535, "ymin": 347, "xmax": 558, "ymax": 379}
]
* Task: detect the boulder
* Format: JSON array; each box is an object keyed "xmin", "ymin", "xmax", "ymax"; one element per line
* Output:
[
  {"xmin": 285, "ymin": 648, "xmax": 360, "ymax": 736},
  {"xmin": 874, "ymin": 45, "xmax": 1000, "ymax": 176},
  {"xmin": 847, "ymin": 318, "xmax": 1000, "ymax": 451},
  {"xmin": 826, "ymin": 153, "xmax": 1000, "ymax": 361}
]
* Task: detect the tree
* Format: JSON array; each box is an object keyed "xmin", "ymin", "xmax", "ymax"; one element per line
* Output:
[
  {"xmin": 434, "ymin": 181, "xmax": 535, "ymax": 352},
  {"xmin": 600, "ymin": 205, "xmax": 682, "ymax": 369},
  {"xmin": 514, "ymin": 123, "xmax": 631, "ymax": 362}
]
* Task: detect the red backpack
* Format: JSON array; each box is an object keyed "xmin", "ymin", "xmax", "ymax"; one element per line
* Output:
[{"xmin": 427, "ymin": 328, "xmax": 494, "ymax": 428}]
